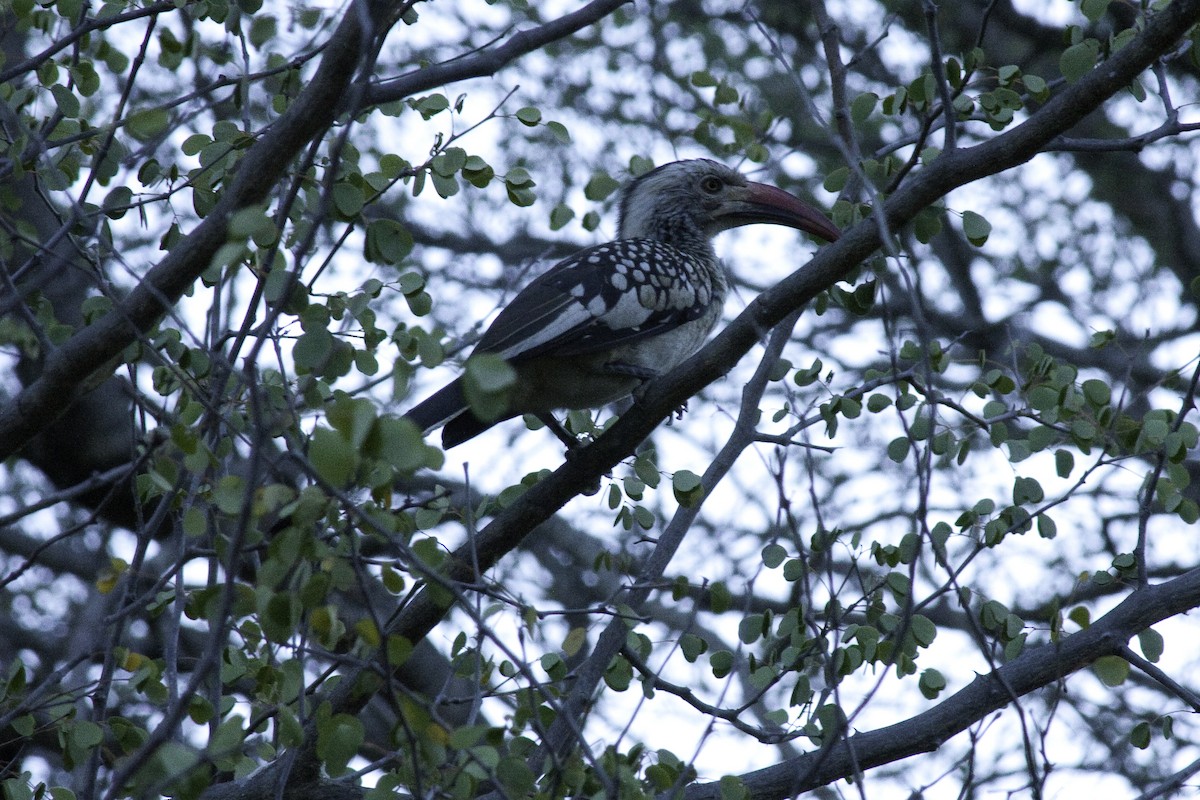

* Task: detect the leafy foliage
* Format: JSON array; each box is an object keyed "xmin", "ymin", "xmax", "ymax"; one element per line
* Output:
[{"xmin": 1, "ymin": 0, "xmax": 1199, "ymax": 799}]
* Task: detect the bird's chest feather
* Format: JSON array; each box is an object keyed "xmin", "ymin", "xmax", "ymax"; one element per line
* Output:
[{"xmin": 603, "ymin": 302, "xmax": 722, "ymax": 370}]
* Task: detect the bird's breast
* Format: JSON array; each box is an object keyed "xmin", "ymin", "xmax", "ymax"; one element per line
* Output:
[{"xmin": 605, "ymin": 301, "xmax": 724, "ymax": 371}]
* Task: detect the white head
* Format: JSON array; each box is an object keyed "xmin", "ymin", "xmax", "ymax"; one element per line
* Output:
[{"xmin": 616, "ymin": 159, "xmax": 840, "ymax": 244}]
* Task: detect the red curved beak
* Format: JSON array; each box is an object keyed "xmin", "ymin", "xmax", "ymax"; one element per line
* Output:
[{"xmin": 718, "ymin": 182, "xmax": 841, "ymax": 243}]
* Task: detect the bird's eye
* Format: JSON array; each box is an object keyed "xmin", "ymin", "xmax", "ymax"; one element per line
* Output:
[{"xmin": 700, "ymin": 176, "xmax": 724, "ymax": 194}]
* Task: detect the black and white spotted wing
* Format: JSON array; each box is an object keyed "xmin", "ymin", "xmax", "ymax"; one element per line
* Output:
[{"xmin": 474, "ymin": 239, "xmax": 719, "ymax": 363}]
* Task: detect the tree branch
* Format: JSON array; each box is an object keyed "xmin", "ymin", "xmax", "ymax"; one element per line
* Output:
[
  {"xmin": 682, "ymin": 567, "xmax": 1200, "ymax": 800},
  {"xmin": 0, "ymin": 0, "xmax": 630, "ymax": 462},
  {"xmin": 365, "ymin": 0, "xmax": 631, "ymax": 107},
  {"xmin": 356, "ymin": 0, "xmax": 1200, "ymax": 779},
  {"xmin": 378, "ymin": 0, "xmax": 1200, "ymax": 656}
]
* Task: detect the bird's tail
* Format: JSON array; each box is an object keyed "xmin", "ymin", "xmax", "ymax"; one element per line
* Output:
[
  {"xmin": 404, "ymin": 380, "xmax": 467, "ymax": 435},
  {"xmin": 403, "ymin": 379, "xmax": 506, "ymax": 448}
]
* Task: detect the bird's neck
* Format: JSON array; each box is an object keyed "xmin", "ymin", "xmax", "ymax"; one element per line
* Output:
[{"xmin": 620, "ymin": 215, "xmax": 718, "ymax": 263}]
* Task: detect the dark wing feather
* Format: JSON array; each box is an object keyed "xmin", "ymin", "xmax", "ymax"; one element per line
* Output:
[{"xmin": 475, "ymin": 243, "xmax": 705, "ymax": 362}]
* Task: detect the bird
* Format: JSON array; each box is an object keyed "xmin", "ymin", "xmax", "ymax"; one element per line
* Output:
[{"xmin": 404, "ymin": 158, "xmax": 840, "ymax": 449}]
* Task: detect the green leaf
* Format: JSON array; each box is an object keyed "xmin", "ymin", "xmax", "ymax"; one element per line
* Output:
[
  {"xmin": 413, "ymin": 93, "xmax": 449, "ymax": 119},
  {"xmin": 364, "ymin": 218, "xmax": 413, "ymax": 264},
  {"xmin": 545, "ymin": 120, "xmax": 571, "ymax": 143},
  {"xmin": 102, "ymin": 186, "xmax": 133, "ymax": 219},
  {"xmin": 331, "ymin": 182, "xmax": 364, "ymax": 217},
  {"xmin": 212, "ymin": 475, "xmax": 247, "ymax": 514},
  {"xmin": 793, "ymin": 358, "xmax": 823, "ymax": 387},
  {"xmin": 918, "ymin": 668, "xmax": 946, "ymax": 699},
  {"xmin": 51, "ymin": 83, "xmax": 81, "ymax": 118},
  {"xmin": 866, "ymin": 393, "xmax": 892, "ymax": 412},
  {"xmin": 672, "ymin": 469, "xmax": 704, "ymax": 507},
  {"xmin": 513, "ymin": 105, "xmax": 542, "ymax": 125},
  {"xmin": 467, "ymin": 354, "xmax": 515, "ymax": 393},
  {"xmin": 327, "ymin": 396, "xmax": 376, "ymax": 449},
  {"xmin": 1068, "ymin": 606, "xmax": 1091, "ymax": 629},
  {"xmin": 383, "ymin": 635, "xmax": 413, "ymax": 668},
  {"xmin": 1093, "ymin": 655, "xmax": 1129, "ymax": 686},
  {"xmin": 1138, "ymin": 628, "xmax": 1164, "ymax": 662},
  {"xmin": 709, "ymin": 582, "xmax": 732, "ymax": 613},
  {"xmin": 913, "ymin": 207, "xmax": 943, "ymax": 243},
  {"xmin": 293, "ymin": 325, "xmax": 335, "ymax": 373},
  {"xmin": 1081, "ymin": 0, "xmax": 1109, "ymax": 22},
  {"xmin": 634, "ymin": 456, "xmax": 660, "ymax": 488},
  {"xmin": 309, "ymin": 426, "xmax": 358, "ymax": 487},
  {"xmin": 431, "ymin": 171, "xmax": 459, "ymax": 198},
  {"xmin": 505, "ymin": 183, "xmax": 535, "ymax": 206},
  {"xmin": 886, "ymin": 571, "xmax": 910, "ymax": 598},
  {"xmin": 629, "ymin": 155, "xmax": 655, "ymax": 176},
  {"xmin": 431, "ymin": 146, "xmax": 467, "ymax": 176},
  {"xmin": 737, "ymin": 614, "xmax": 764, "ymax": 644},
  {"xmin": 761, "ymin": 543, "xmax": 786, "ymax": 569},
  {"xmin": 584, "ymin": 171, "xmax": 621, "ymax": 201},
  {"xmin": 1082, "ymin": 378, "xmax": 1111, "ymax": 406},
  {"xmin": 496, "ymin": 756, "xmax": 535, "ymax": 794},
  {"xmin": 719, "ymin": 775, "xmax": 748, "ymax": 800},
  {"xmin": 1054, "ymin": 449, "xmax": 1075, "ymax": 478},
  {"xmin": 209, "ymin": 714, "xmax": 246, "ymax": 758},
  {"xmin": 375, "ymin": 416, "xmax": 437, "ymax": 473},
  {"xmin": 505, "ymin": 166, "xmax": 534, "ymax": 187},
  {"xmin": 549, "ymin": 203, "xmax": 574, "ymax": 230},
  {"xmin": 1060, "ymin": 40, "xmax": 1098, "ymax": 83},
  {"xmin": 462, "ymin": 353, "xmax": 517, "ymax": 423},
  {"xmin": 713, "ymin": 82, "xmax": 738, "ymax": 104},
  {"xmin": 680, "ymin": 633, "xmax": 708, "ymax": 662},
  {"xmin": 182, "ymin": 133, "xmax": 211, "ymax": 156},
  {"xmin": 961, "ymin": 210, "xmax": 992, "ymax": 246},
  {"xmin": 72, "ymin": 720, "xmax": 104, "ymax": 748},
  {"xmin": 850, "ymin": 92, "xmax": 878, "ymax": 125},
  {"xmin": 72, "ymin": 60, "xmax": 100, "ymax": 96},
  {"xmin": 604, "ymin": 654, "xmax": 632, "ymax": 691},
  {"xmin": 887, "ymin": 436, "xmax": 911, "ymax": 463},
  {"xmin": 1013, "ymin": 476, "xmax": 1044, "ymax": 504},
  {"xmin": 823, "ymin": 166, "xmax": 848, "ymax": 193},
  {"xmin": 1130, "ymin": 720, "xmax": 1151, "ymax": 749},
  {"xmin": 249, "ymin": 14, "xmax": 277, "ymax": 47},
  {"xmin": 316, "ymin": 712, "xmax": 364, "ymax": 776},
  {"xmin": 126, "ymin": 108, "xmax": 170, "ymax": 141},
  {"xmin": 1036, "ymin": 513, "xmax": 1057, "ymax": 539},
  {"xmin": 910, "ymin": 615, "xmax": 937, "ymax": 646},
  {"xmin": 709, "ymin": 650, "xmax": 734, "ymax": 678}
]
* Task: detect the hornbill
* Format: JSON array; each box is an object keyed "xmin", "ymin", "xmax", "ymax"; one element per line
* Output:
[{"xmin": 404, "ymin": 159, "xmax": 840, "ymax": 448}]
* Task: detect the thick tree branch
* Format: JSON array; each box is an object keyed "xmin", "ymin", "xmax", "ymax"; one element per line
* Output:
[
  {"xmin": 339, "ymin": 0, "xmax": 1200, "ymax": 781},
  {"xmin": 0, "ymin": 0, "xmax": 631, "ymax": 462},
  {"xmin": 0, "ymin": 0, "xmax": 380, "ymax": 459},
  {"xmin": 378, "ymin": 0, "xmax": 1200, "ymax": 657}
]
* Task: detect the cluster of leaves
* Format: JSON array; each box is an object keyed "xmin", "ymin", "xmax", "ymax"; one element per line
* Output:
[{"xmin": 2, "ymin": 0, "xmax": 1200, "ymax": 798}]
